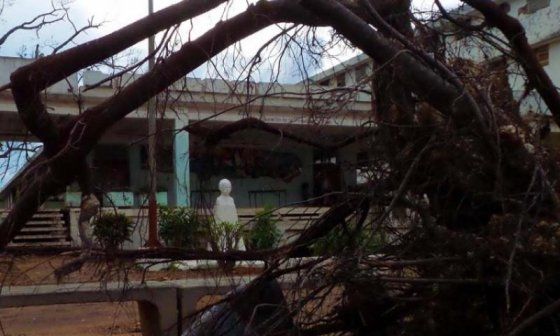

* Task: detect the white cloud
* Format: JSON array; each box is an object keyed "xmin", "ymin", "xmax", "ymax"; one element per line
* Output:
[
  {"xmin": 0, "ymin": 0, "xmax": 464, "ymax": 73},
  {"xmin": 0, "ymin": 0, "xmax": 466, "ymax": 184}
]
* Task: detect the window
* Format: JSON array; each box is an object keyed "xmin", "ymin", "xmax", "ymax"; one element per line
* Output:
[
  {"xmin": 314, "ymin": 153, "xmax": 337, "ymax": 164},
  {"xmin": 318, "ymin": 79, "xmax": 330, "ymax": 86},
  {"xmin": 140, "ymin": 144, "xmax": 174, "ymax": 173},
  {"xmin": 336, "ymin": 74, "xmax": 346, "ymax": 87},
  {"xmin": 534, "ymin": 45, "xmax": 549, "ymax": 66},
  {"xmin": 355, "ymin": 64, "xmax": 369, "ymax": 82},
  {"xmin": 93, "ymin": 145, "xmax": 130, "ymax": 189}
]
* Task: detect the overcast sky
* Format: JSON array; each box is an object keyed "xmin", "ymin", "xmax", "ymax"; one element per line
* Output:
[
  {"xmin": 0, "ymin": 0, "xmax": 461, "ymax": 74},
  {"xmin": 0, "ymin": 0, "xmax": 461, "ymax": 186},
  {"xmin": 0, "ymin": 0, "xmax": 211, "ymax": 56}
]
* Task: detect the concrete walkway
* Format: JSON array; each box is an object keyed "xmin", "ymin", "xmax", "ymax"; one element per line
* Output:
[{"xmin": 0, "ymin": 276, "xmax": 257, "ymax": 336}]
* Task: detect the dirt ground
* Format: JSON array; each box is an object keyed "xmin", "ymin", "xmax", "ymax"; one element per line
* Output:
[
  {"xmin": 0, "ymin": 302, "xmax": 141, "ymax": 336},
  {"xmin": 0, "ymin": 254, "xmax": 260, "ymax": 285},
  {"xmin": 0, "ymin": 255, "xmax": 258, "ymax": 336}
]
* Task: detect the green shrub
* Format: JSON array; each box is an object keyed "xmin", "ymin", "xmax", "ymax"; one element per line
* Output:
[
  {"xmin": 210, "ymin": 220, "xmax": 244, "ymax": 271},
  {"xmin": 247, "ymin": 206, "xmax": 281, "ymax": 250},
  {"xmin": 211, "ymin": 220, "xmax": 244, "ymax": 251},
  {"xmin": 93, "ymin": 213, "xmax": 134, "ymax": 250},
  {"xmin": 159, "ymin": 206, "xmax": 204, "ymax": 248}
]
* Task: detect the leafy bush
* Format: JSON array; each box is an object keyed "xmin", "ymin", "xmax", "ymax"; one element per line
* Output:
[
  {"xmin": 159, "ymin": 206, "xmax": 204, "ymax": 248},
  {"xmin": 93, "ymin": 213, "xmax": 133, "ymax": 250},
  {"xmin": 246, "ymin": 206, "xmax": 281, "ymax": 250},
  {"xmin": 211, "ymin": 220, "xmax": 244, "ymax": 251},
  {"xmin": 210, "ymin": 220, "xmax": 245, "ymax": 271}
]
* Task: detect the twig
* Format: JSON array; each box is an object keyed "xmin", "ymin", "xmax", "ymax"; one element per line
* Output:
[{"xmin": 508, "ymin": 297, "xmax": 560, "ymax": 336}]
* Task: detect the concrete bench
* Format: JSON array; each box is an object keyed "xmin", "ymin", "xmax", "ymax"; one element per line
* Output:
[{"xmin": 0, "ymin": 277, "xmax": 258, "ymax": 336}]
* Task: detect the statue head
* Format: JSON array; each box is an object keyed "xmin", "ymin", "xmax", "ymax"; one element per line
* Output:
[{"xmin": 218, "ymin": 179, "xmax": 232, "ymax": 196}]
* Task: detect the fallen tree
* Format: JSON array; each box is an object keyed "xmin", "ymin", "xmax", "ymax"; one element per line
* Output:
[{"xmin": 1, "ymin": 0, "xmax": 560, "ymax": 334}]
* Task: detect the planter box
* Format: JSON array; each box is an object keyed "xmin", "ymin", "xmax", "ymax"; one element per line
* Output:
[
  {"xmin": 135, "ymin": 192, "xmax": 168, "ymax": 206},
  {"xmin": 104, "ymin": 191, "xmax": 134, "ymax": 207},
  {"xmin": 65, "ymin": 192, "xmax": 82, "ymax": 207}
]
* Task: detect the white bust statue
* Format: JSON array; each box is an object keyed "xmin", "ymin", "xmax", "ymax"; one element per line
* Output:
[
  {"xmin": 214, "ymin": 179, "xmax": 238, "ymax": 225},
  {"xmin": 213, "ymin": 179, "xmax": 245, "ymax": 251}
]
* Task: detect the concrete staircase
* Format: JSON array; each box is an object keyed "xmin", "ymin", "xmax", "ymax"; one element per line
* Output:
[{"xmin": 2, "ymin": 209, "xmax": 71, "ymax": 247}]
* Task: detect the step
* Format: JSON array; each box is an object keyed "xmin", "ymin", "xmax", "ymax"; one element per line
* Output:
[
  {"xmin": 30, "ymin": 213, "xmax": 64, "ymax": 219},
  {"xmin": 8, "ymin": 241, "xmax": 72, "ymax": 247},
  {"xmin": 20, "ymin": 227, "xmax": 68, "ymax": 233},
  {"xmin": 0, "ymin": 212, "xmax": 63, "ymax": 217},
  {"xmin": 13, "ymin": 234, "xmax": 68, "ymax": 241},
  {"xmin": 0, "ymin": 218, "xmax": 64, "ymax": 223},
  {"xmin": 0, "ymin": 213, "xmax": 64, "ymax": 220},
  {"xmin": 24, "ymin": 220, "xmax": 66, "ymax": 226}
]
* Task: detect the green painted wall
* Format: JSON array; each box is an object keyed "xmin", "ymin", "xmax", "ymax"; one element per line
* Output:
[{"xmin": 172, "ymin": 117, "xmax": 189, "ymax": 206}]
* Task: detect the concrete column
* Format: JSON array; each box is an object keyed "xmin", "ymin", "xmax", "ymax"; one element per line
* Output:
[
  {"xmin": 178, "ymin": 288, "xmax": 220, "ymax": 321},
  {"xmin": 128, "ymin": 144, "xmax": 142, "ymax": 204},
  {"xmin": 172, "ymin": 116, "xmax": 189, "ymax": 206},
  {"xmin": 138, "ymin": 286, "xmax": 227, "ymax": 336},
  {"xmin": 137, "ymin": 287, "xmax": 180, "ymax": 336},
  {"xmin": 68, "ymin": 209, "xmax": 81, "ymax": 247},
  {"xmin": 138, "ymin": 301, "xmax": 163, "ymax": 336}
]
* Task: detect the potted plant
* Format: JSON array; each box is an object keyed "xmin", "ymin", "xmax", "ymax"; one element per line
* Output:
[
  {"xmin": 158, "ymin": 206, "xmax": 204, "ymax": 249},
  {"xmin": 210, "ymin": 220, "xmax": 245, "ymax": 271},
  {"xmin": 93, "ymin": 213, "xmax": 134, "ymax": 252},
  {"xmin": 246, "ymin": 206, "xmax": 281, "ymax": 250}
]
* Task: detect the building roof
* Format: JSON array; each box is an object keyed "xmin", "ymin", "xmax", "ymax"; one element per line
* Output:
[{"xmin": 307, "ymin": 53, "xmax": 371, "ymax": 83}]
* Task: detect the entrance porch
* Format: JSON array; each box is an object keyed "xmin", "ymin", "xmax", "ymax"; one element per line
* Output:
[
  {"xmin": 0, "ymin": 115, "xmax": 190, "ymax": 209},
  {"xmin": 188, "ymin": 121, "xmax": 364, "ymax": 209},
  {"xmin": 1, "ymin": 114, "xmax": 367, "ymax": 211}
]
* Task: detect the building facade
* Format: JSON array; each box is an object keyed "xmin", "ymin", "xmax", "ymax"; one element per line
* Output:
[
  {"xmin": 0, "ymin": 57, "xmax": 372, "ymax": 210},
  {"xmin": 444, "ymin": 0, "xmax": 560, "ymax": 116}
]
